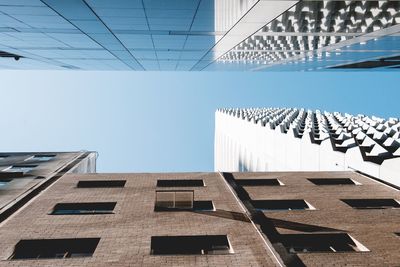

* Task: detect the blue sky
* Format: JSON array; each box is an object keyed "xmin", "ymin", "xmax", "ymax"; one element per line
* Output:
[{"xmin": 0, "ymin": 70, "xmax": 399, "ymax": 172}]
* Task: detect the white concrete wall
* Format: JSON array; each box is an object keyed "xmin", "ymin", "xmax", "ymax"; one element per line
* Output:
[{"xmin": 215, "ymin": 111, "xmax": 400, "ymax": 188}]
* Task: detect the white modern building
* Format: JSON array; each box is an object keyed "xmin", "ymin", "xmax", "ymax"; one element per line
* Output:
[
  {"xmin": 215, "ymin": 108, "xmax": 400, "ymax": 187},
  {"xmin": 0, "ymin": 1, "xmax": 399, "ymax": 71}
]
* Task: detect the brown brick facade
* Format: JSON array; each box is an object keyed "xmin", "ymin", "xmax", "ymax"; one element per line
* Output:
[
  {"xmin": 0, "ymin": 171, "xmax": 398, "ymax": 266},
  {"xmin": 232, "ymin": 171, "xmax": 400, "ymax": 267},
  {"xmin": 0, "ymin": 172, "xmax": 280, "ymax": 267}
]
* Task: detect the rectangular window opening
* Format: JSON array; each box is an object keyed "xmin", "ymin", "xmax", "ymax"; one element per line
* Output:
[
  {"xmin": 9, "ymin": 238, "xmax": 100, "ymax": 260},
  {"xmin": 308, "ymin": 178, "xmax": 359, "ymax": 185},
  {"xmin": 3, "ymin": 165, "xmax": 37, "ymax": 173},
  {"xmin": 193, "ymin": 201, "xmax": 215, "ymax": 211},
  {"xmin": 281, "ymin": 233, "xmax": 369, "ymax": 253},
  {"xmin": 51, "ymin": 202, "xmax": 116, "ymax": 215},
  {"xmin": 157, "ymin": 179, "xmax": 204, "ymax": 187},
  {"xmin": 26, "ymin": 155, "xmax": 56, "ymax": 162},
  {"xmin": 0, "ymin": 179, "xmax": 12, "ymax": 187},
  {"xmin": 155, "ymin": 199, "xmax": 214, "ymax": 212},
  {"xmin": 77, "ymin": 180, "xmax": 126, "ymax": 188},
  {"xmin": 236, "ymin": 178, "xmax": 283, "ymax": 186},
  {"xmin": 151, "ymin": 235, "xmax": 233, "ymax": 255},
  {"xmin": 155, "ymin": 190, "xmax": 194, "ymax": 210},
  {"xmin": 251, "ymin": 199, "xmax": 315, "ymax": 211},
  {"xmin": 341, "ymin": 199, "xmax": 400, "ymax": 209}
]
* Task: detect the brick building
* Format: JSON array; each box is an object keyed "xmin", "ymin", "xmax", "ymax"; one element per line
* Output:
[
  {"xmin": 0, "ymin": 170, "xmax": 398, "ymax": 266},
  {"xmin": 0, "ymin": 151, "xmax": 96, "ymax": 223}
]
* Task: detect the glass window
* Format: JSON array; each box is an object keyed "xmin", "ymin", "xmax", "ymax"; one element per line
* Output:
[
  {"xmin": 4, "ymin": 165, "xmax": 37, "ymax": 173},
  {"xmin": 9, "ymin": 238, "xmax": 100, "ymax": 260},
  {"xmin": 251, "ymin": 200, "xmax": 315, "ymax": 211},
  {"xmin": 155, "ymin": 190, "xmax": 215, "ymax": 212},
  {"xmin": 27, "ymin": 155, "xmax": 56, "ymax": 162},
  {"xmin": 155, "ymin": 190, "xmax": 194, "ymax": 210},
  {"xmin": 281, "ymin": 233, "xmax": 368, "ymax": 253},
  {"xmin": 0, "ymin": 179, "xmax": 12, "ymax": 187},
  {"xmin": 236, "ymin": 179, "xmax": 283, "ymax": 186},
  {"xmin": 51, "ymin": 202, "xmax": 116, "ymax": 215},
  {"xmin": 77, "ymin": 180, "xmax": 126, "ymax": 188},
  {"xmin": 156, "ymin": 179, "xmax": 204, "ymax": 187},
  {"xmin": 151, "ymin": 235, "xmax": 233, "ymax": 255},
  {"xmin": 308, "ymin": 178, "xmax": 359, "ymax": 185},
  {"xmin": 341, "ymin": 199, "xmax": 400, "ymax": 209}
]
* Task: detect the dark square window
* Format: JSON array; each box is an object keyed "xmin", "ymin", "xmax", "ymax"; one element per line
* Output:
[
  {"xmin": 251, "ymin": 200, "xmax": 314, "ymax": 211},
  {"xmin": 308, "ymin": 178, "xmax": 357, "ymax": 185},
  {"xmin": 51, "ymin": 202, "xmax": 116, "ymax": 215},
  {"xmin": 0, "ymin": 172, "xmax": 24, "ymax": 179},
  {"xmin": 30, "ymin": 155, "xmax": 55, "ymax": 162},
  {"xmin": 9, "ymin": 238, "xmax": 100, "ymax": 259},
  {"xmin": 192, "ymin": 201, "xmax": 214, "ymax": 211},
  {"xmin": 151, "ymin": 235, "xmax": 232, "ymax": 255},
  {"xmin": 154, "ymin": 190, "xmax": 214, "ymax": 211},
  {"xmin": 155, "ymin": 200, "xmax": 214, "ymax": 212},
  {"xmin": 157, "ymin": 179, "xmax": 204, "ymax": 187},
  {"xmin": 0, "ymin": 179, "xmax": 12, "ymax": 187},
  {"xmin": 281, "ymin": 233, "xmax": 368, "ymax": 253},
  {"xmin": 236, "ymin": 179, "xmax": 282, "ymax": 186},
  {"xmin": 341, "ymin": 199, "xmax": 400, "ymax": 209},
  {"xmin": 77, "ymin": 180, "xmax": 126, "ymax": 188},
  {"xmin": 5, "ymin": 165, "xmax": 37, "ymax": 173}
]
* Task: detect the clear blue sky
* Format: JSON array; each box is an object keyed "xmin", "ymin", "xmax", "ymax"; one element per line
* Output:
[{"xmin": 0, "ymin": 70, "xmax": 399, "ymax": 172}]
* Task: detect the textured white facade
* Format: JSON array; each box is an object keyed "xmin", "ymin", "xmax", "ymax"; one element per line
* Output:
[
  {"xmin": 215, "ymin": 108, "xmax": 400, "ymax": 187},
  {"xmin": 0, "ymin": 1, "xmax": 399, "ymax": 71}
]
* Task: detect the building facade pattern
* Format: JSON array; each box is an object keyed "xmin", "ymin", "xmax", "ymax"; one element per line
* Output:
[
  {"xmin": 0, "ymin": 0, "xmax": 399, "ymax": 71},
  {"xmin": 0, "ymin": 172, "xmax": 283, "ymax": 267},
  {"xmin": 228, "ymin": 171, "xmax": 400, "ymax": 267},
  {"xmin": 218, "ymin": 1, "xmax": 400, "ymax": 71},
  {"xmin": 0, "ymin": 151, "xmax": 96, "ymax": 223},
  {"xmin": 0, "ymin": 171, "xmax": 398, "ymax": 266},
  {"xmin": 215, "ymin": 108, "xmax": 400, "ymax": 187}
]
